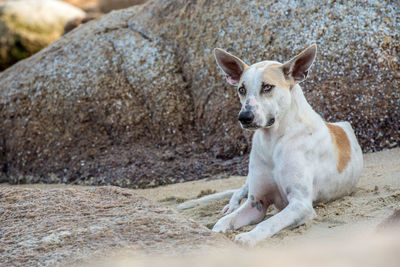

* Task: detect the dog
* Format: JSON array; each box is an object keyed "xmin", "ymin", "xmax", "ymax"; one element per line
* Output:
[{"xmin": 178, "ymin": 45, "xmax": 363, "ymax": 246}]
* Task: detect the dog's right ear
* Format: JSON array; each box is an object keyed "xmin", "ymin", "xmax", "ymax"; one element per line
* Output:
[
  {"xmin": 282, "ymin": 44, "xmax": 317, "ymax": 84},
  {"xmin": 214, "ymin": 48, "xmax": 248, "ymax": 86}
]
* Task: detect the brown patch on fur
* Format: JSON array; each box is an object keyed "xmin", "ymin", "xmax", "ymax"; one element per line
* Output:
[
  {"xmin": 326, "ymin": 123, "xmax": 351, "ymax": 173},
  {"xmin": 262, "ymin": 65, "xmax": 291, "ymax": 88},
  {"xmin": 255, "ymin": 62, "xmax": 281, "ymax": 69}
]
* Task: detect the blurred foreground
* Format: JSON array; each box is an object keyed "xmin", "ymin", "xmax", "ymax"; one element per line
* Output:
[{"xmin": 89, "ymin": 229, "xmax": 400, "ymax": 267}]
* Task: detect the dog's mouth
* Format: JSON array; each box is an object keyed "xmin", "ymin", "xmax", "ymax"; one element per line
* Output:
[
  {"xmin": 240, "ymin": 118, "xmax": 275, "ymax": 130},
  {"xmin": 240, "ymin": 123, "xmax": 261, "ymax": 130}
]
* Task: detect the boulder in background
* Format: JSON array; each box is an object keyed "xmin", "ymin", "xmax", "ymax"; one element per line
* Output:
[{"xmin": 0, "ymin": 0, "xmax": 85, "ymax": 70}]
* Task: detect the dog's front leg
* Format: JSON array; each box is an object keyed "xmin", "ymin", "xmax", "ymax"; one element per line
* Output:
[
  {"xmin": 235, "ymin": 196, "xmax": 315, "ymax": 246},
  {"xmin": 221, "ymin": 182, "xmax": 248, "ymax": 214},
  {"xmin": 235, "ymin": 155, "xmax": 318, "ymax": 246}
]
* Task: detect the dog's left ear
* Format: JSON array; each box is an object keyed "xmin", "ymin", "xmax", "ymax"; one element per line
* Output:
[
  {"xmin": 214, "ymin": 48, "xmax": 249, "ymax": 86},
  {"xmin": 282, "ymin": 44, "xmax": 317, "ymax": 84}
]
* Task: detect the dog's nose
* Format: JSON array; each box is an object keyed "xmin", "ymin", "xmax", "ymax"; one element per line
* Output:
[{"xmin": 238, "ymin": 111, "xmax": 254, "ymax": 125}]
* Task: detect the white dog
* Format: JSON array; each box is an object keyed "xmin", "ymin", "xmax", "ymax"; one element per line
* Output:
[{"xmin": 178, "ymin": 45, "xmax": 363, "ymax": 246}]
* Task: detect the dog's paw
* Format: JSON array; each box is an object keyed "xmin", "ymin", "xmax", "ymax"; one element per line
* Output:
[
  {"xmin": 221, "ymin": 203, "xmax": 239, "ymax": 214},
  {"xmin": 234, "ymin": 232, "xmax": 257, "ymax": 247},
  {"xmin": 212, "ymin": 219, "xmax": 232, "ymax": 233},
  {"xmin": 212, "ymin": 223, "xmax": 227, "ymax": 233}
]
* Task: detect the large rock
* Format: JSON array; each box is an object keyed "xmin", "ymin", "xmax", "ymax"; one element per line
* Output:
[
  {"xmin": 0, "ymin": 0, "xmax": 85, "ymax": 70},
  {"xmin": 0, "ymin": 185, "xmax": 231, "ymax": 266},
  {"xmin": 0, "ymin": 0, "xmax": 398, "ymax": 187}
]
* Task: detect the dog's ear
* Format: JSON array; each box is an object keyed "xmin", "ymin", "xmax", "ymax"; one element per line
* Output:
[
  {"xmin": 282, "ymin": 44, "xmax": 317, "ymax": 84},
  {"xmin": 214, "ymin": 48, "xmax": 248, "ymax": 86}
]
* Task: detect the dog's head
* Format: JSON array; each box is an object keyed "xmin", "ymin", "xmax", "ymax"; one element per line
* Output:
[{"xmin": 214, "ymin": 45, "xmax": 317, "ymax": 130}]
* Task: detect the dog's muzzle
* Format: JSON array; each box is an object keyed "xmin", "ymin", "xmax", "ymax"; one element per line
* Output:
[{"xmin": 238, "ymin": 111, "xmax": 255, "ymax": 126}]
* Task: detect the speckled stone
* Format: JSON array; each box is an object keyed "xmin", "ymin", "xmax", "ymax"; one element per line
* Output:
[
  {"xmin": 0, "ymin": 0, "xmax": 398, "ymax": 187},
  {"xmin": 0, "ymin": 186, "xmax": 232, "ymax": 266}
]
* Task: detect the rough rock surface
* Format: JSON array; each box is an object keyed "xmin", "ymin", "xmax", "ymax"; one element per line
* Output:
[
  {"xmin": 0, "ymin": 0, "xmax": 399, "ymax": 187},
  {"xmin": 0, "ymin": 0, "xmax": 85, "ymax": 70},
  {"xmin": 0, "ymin": 185, "xmax": 231, "ymax": 266}
]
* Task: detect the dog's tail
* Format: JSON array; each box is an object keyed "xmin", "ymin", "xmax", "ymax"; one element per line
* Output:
[{"xmin": 176, "ymin": 189, "xmax": 236, "ymax": 210}]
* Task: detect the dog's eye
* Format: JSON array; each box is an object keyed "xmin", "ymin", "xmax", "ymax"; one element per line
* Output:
[
  {"xmin": 261, "ymin": 83, "xmax": 275, "ymax": 93},
  {"xmin": 238, "ymin": 86, "xmax": 246, "ymax": 95}
]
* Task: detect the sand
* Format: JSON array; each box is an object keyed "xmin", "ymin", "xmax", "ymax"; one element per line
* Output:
[{"xmin": 134, "ymin": 148, "xmax": 400, "ymax": 246}]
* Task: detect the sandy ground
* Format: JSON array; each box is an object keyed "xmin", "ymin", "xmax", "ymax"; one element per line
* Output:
[{"xmin": 134, "ymin": 148, "xmax": 400, "ymax": 246}]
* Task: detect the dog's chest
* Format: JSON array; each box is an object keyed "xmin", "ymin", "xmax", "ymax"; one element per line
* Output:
[
  {"xmin": 249, "ymin": 130, "xmax": 301, "ymax": 204},
  {"xmin": 248, "ymin": 131, "xmax": 281, "ymax": 193},
  {"xmin": 251, "ymin": 130, "xmax": 283, "ymax": 166}
]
